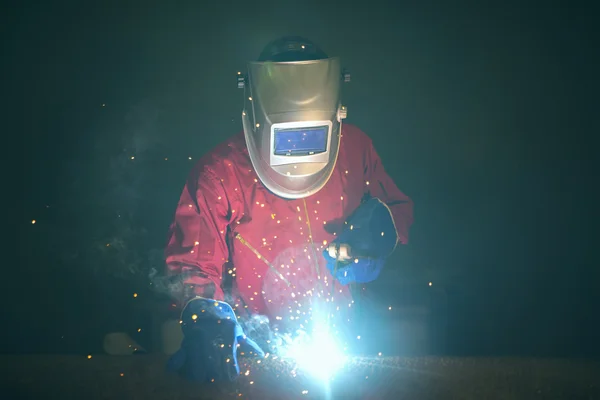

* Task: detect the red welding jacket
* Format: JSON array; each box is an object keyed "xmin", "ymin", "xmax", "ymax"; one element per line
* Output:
[{"xmin": 165, "ymin": 124, "xmax": 413, "ymax": 321}]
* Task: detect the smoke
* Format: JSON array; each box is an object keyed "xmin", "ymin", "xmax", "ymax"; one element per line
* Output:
[
  {"xmin": 66, "ymin": 98, "xmax": 171, "ymax": 283},
  {"xmin": 237, "ymin": 313, "xmax": 301, "ymax": 357},
  {"xmin": 100, "ymin": 100, "xmax": 165, "ymax": 210},
  {"xmin": 241, "ymin": 314, "xmax": 273, "ymax": 344},
  {"xmin": 147, "ymin": 267, "xmax": 191, "ymax": 299}
]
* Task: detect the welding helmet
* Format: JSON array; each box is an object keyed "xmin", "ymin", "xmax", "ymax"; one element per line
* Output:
[{"xmin": 238, "ymin": 36, "xmax": 350, "ymax": 199}]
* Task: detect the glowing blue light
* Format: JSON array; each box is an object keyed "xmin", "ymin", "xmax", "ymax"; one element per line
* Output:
[{"xmin": 283, "ymin": 325, "xmax": 347, "ymax": 381}]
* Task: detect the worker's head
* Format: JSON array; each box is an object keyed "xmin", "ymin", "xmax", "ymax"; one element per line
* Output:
[{"xmin": 239, "ymin": 36, "xmax": 350, "ymax": 200}]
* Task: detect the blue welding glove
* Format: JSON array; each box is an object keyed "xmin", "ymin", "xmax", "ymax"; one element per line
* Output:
[
  {"xmin": 166, "ymin": 297, "xmax": 265, "ymax": 382},
  {"xmin": 323, "ymin": 198, "xmax": 398, "ymax": 285}
]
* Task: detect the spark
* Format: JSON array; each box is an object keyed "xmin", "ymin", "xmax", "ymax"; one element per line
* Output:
[{"xmin": 279, "ymin": 319, "xmax": 347, "ymax": 382}]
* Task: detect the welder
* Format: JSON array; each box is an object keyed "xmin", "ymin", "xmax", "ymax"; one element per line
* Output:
[{"xmin": 164, "ymin": 36, "xmax": 413, "ymax": 382}]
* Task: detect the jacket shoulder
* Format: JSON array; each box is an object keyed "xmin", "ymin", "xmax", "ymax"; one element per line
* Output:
[
  {"xmin": 341, "ymin": 123, "xmax": 373, "ymax": 148},
  {"xmin": 188, "ymin": 132, "xmax": 247, "ymax": 184}
]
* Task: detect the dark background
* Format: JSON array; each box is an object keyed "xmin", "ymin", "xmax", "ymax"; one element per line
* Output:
[{"xmin": 7, "ymin": 1, "xmax": 599, "ymax": 357}]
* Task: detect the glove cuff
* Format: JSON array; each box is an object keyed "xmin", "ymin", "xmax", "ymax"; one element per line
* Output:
[{"xmin": 180, "ymin": 297, "xmax": 244, "ymax": 337}]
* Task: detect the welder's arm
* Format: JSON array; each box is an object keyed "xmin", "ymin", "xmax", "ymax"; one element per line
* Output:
[
  {"xmin": 323, "ymin": 137, "xmax": 413, "ymax": 285},
  {"xmin": 165, "ymin": 164, "xmax": 231, "ymax": 304},
  {"xmin": 363, "ymin": 138, "xmax": 414, "ymax": 246}
]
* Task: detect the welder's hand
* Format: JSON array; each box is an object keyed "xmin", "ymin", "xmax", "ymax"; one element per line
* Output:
[
  {"xmin": 323, "ymin": 249, "xmax": 386, "ymax": 285},
  {"xmin": 323, "ymin": 197, "xmax": 398, "ymax": 285},
  {"xmin": 166, "ymin": 297, "xmax": 264, "ymax": 382}
]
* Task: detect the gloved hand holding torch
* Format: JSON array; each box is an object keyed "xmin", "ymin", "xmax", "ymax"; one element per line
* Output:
[
  {"xmin": 166, "ymin": 297, "xmax": 265, "ymax": 382},
  {"xmin": 323, "ymin": 198, "xmax": 398, "ymax": 285}
]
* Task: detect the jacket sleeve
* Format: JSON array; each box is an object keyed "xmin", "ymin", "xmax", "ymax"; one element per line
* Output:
[
  {"xmin": 363, "ymin": 137, "xmax": 414, "ymax": 246},
  {"xmin": 165, "ymin": 162, "xmax": 232, "ymax": 303}
]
